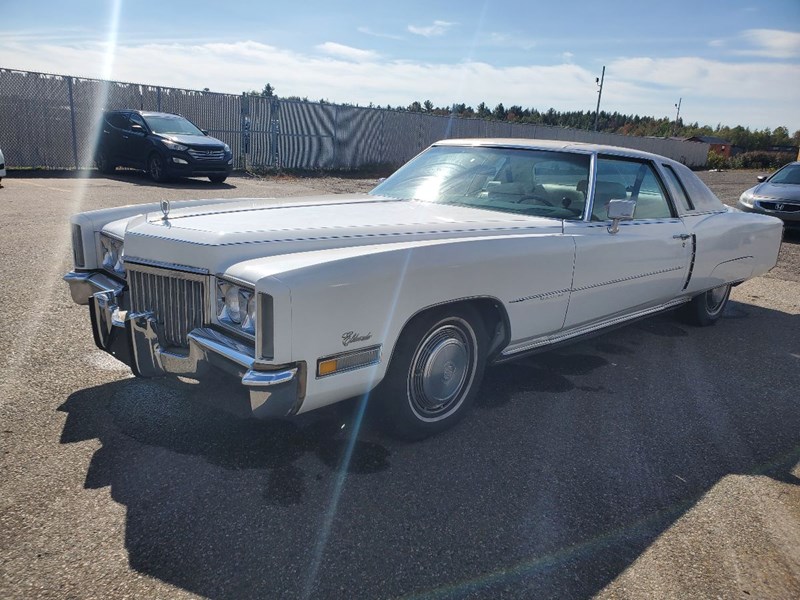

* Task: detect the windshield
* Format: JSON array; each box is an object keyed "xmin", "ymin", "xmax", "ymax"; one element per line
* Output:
[
  {"xmin": 143, "ymin": 114, "xmax": 204, "ymax": 136},
  {"xmin": 370, "ymin": 146, "xmax": 591, "ymax": 220},
  {"xmin": 768, "ymin": 163, "xmax": 800, "ymax": 185}
]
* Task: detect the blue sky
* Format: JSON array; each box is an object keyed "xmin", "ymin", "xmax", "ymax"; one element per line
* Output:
[{"xmin": 2, "ymin": 0, "xmax": 799, "ymax": 131}]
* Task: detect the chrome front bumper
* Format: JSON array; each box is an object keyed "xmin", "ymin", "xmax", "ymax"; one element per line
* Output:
[{"xmin": 64, "ymin": 270, "xmax": 302, "ymax": 418}]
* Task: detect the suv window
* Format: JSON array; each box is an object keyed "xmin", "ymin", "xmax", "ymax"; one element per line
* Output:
[
  {"xmin": 129, "ymin": 113, "xmax": 146, "ymax": 129},
  {"xmin": 107, "ymin": 112, "xmax": 128, "ymax": 129}
]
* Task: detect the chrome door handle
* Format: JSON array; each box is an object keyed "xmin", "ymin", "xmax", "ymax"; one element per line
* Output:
[{"xmin": 672, "ymin": 233, "xmax": 691, "ymax": 240}]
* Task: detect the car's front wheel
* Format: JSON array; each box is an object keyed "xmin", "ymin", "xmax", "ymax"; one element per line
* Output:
[
  {"xmin": 679, "ymin": 283, "xmax": 732, "ymax": 326},
  {"xmin": 376, "ymin": 306, "xmax": 487, "ymax": 440},
  {"xmin": 148, "ymin": 154, "xmax": 168, "ymax": 183},
  {"xmin": 209, "ymin": 175, "xmax": 228, "ymax": 184}
]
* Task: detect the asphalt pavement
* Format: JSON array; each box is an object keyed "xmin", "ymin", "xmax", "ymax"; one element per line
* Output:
[{"xmin": 0, "ymin": 170, "xmax": 798, "ymax": 599}]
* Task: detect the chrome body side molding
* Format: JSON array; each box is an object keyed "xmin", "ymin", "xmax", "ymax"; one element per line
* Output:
[{"xmin": 500, "ymin": 296, "xmax": 690, "ymax": 358}]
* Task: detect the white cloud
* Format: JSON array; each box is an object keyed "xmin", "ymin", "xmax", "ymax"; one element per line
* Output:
[
  {"xmin": 608, "ymin": 56, "xmax": 798, "ymax": 98},
  {"xmin": 357, "ymin": 26, "xmax": 403, "ymax": 41},
  {"xmin": 736, "ymin": 29, "xmax": 800, "ymax": 59},
  {"xmin": 606, "ymin": 55, "xmax": 800, "ymax": 127},
  {"xmin": 316, "ymin": 42, "xmax": 378, "ymax": 62},
  {"xmin": 562, "ymin": 52, "xmax": 575, "ymax": 64},
  {"xmin": 1, "ymin": 39, "xmax": 797, "ymax": 131},
  {"xmin": 407, "ymin": 20, "xmax": 456, "ymax": 38}
]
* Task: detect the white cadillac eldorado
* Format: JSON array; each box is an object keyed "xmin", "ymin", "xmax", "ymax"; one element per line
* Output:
[{"xmin": 65, "ymin": 139, "xmax": 783, "ymax": 439}]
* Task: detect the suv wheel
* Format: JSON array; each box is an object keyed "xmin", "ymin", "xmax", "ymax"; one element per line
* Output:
[
  {"xmin": 96, "ymin": 151, "xmax": 116, "ymax": 174},
  {"xmin": 148, "ymin": 154, "xmax": 168, "ymax": 183}
]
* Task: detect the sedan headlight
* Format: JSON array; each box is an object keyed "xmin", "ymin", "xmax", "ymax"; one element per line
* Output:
[
  {"xmin": 223, "ymin": 143, "xmax": 231, "ymax": 154},
  {"xmin": 216, "ymin": 280, "xmax": 257, "ymax": 336},
  {"xmin": 162, "ymin": 139, "xmax": 188, "ymax": 152},
  {"xmin": 99, "ymin": 234, "xmax": 125, "ymax": 277},
  {"xmin": 739, "ymin": 191, "xmax": 755, "ymax": 207}
]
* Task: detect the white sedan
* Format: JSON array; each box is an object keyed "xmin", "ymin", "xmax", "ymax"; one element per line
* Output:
[{"xmin": 65, "ymin": 139, "xmax": 783, "ymax": 439}]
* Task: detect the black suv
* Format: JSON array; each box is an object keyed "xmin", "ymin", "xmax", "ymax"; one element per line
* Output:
[{"xmin": 96, "ymin": 110, "xmax": 233, "ymax": 183}]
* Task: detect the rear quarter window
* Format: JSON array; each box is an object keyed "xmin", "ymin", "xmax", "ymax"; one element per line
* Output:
[
  {"xmin": 661, "ymin": 164, "xmax": 694, "ymax": 212},
  {"xmin": 669, "ymin": 162, "xmax": 725, "ymax": 213}
]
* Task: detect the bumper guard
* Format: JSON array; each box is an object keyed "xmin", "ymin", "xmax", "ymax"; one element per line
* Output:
[{"xmin": 65, "ymin": 270, "xmax": 301, "ymax": 418}]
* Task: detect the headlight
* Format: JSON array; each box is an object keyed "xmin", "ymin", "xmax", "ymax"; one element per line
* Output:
[
  {"xmin": 242, "ymin": 293, "xmax": 257, "ymax": 334},
  {"xmin": 225, "ymin": 286, "xmax": 243, "ymax": 323},
  {"xmin": 739, "ymin": 192, "xmax": 754, "ymax": 207},
  {"xmin": 216, "ymin": 280, "xmax": 257, "ymax": 336},
  {"xmin": 223, "ymin": 143, "xmax": 231, "ymax": 153},
  {"xmin": 99, "ymin": 235, "xmax": 125, "ymax": 276},
  {"xmin": 162, "ymin": 139, "xmax": 188, "ymax": 152}
]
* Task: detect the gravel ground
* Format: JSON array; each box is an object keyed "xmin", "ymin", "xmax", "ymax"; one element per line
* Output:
[{"xmin": 0, "ymin": 168, "xmax": 797, "ymax": 600}]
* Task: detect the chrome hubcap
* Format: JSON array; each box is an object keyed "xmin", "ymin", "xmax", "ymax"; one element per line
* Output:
[
  {"xmin": 706, "ymin": 285, "xmax": 729, "ymax": 315},
  {"xmin": 408, "ymin": 322, "xmax": 475, "ymax": 420}
]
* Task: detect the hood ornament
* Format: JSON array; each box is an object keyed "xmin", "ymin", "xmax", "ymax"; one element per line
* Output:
[{"xmin": 160, "ymin": 200, "xmax": 170, "ymax": 221}]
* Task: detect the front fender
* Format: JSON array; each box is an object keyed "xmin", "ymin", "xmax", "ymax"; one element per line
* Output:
[{"xmin": 225, "ymin": 233, "xmax": 575, "ymax": 413}]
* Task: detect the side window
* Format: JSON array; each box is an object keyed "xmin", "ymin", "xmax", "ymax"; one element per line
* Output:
[
  {"xmin": 107, "ymin": 113, "xmax": 129, "ymax": 129},
  {"xmin": 594, "ymin": 157, "xmax": 673, "ymax": 221},
  {"xmin": 129, "ymin": 113, "xmax": 146, "ymax": 129},
  {"xmin": 661, "ymin": 164, "xmax": 694, "ymax": 211}
]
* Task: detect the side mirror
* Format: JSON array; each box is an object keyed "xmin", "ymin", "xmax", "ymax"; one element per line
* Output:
[
  {"xmin": 756, "ymin": 175, "xmax": 767, "ymax": 183},
  {"xmin": 606, "ymin": 199, "xmax": 636, "ymax": 234},
  {"xmin": 130, "ymin": 124, "xmax": 145, "ymax": 133},
  {"xmin": 201, "ymin": 129, "xmax": 209, "ymax": 135}
]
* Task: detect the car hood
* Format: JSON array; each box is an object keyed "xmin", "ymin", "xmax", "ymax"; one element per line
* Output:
[
  {"xmin": 156, "ymin": 133, "xmax": 225, "ymax": 148},
  {"xmin": 750, "ymin": 182, "xmax": 800, "ymax": 202},
  {"xmin": 115, "ymin": 194, "xmax": 563, "ymax": 274}
]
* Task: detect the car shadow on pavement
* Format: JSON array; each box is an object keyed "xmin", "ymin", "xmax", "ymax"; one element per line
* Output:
[
  {"xmin": 58, "ymin": 307, "xmax": 799, "ymax": 599},
  {"xmin": 95, "ymin": 170, "xmax": 238, "ymax": 190},
  {"xmin": 5, "ymin": 168, "xmax": 240, "ymax": 189}
]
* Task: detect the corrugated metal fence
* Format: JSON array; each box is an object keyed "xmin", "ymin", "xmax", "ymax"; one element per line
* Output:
[{"xmin": 0, "ymin": 68, "xmax": 710, "ymax": 170}]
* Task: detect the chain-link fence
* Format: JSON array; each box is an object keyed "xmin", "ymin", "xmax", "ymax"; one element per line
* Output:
[{"xmin": 0, "ymin": 68, "xmax": 710, "ymax": 171}]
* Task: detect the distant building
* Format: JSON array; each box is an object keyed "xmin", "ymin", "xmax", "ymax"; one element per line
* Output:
[
  {"xmin": 686, "ymin": 135, "xmax": 733, "ymax": 158},
  {"xmin": 768, "ymin": 145, "xmax": 799, "ymax": 155}
]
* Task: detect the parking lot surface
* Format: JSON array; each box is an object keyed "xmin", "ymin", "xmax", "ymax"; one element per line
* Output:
[{"xmin": 1, "ymin": 170, "xmax": 798, "ymax": 599}]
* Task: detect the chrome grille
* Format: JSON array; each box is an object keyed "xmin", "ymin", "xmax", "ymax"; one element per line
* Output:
[
  {"xmin": 188, "ymin": 148, "xmax": 225, "ymax": 161},
  {"xmin": 128, "ymin": 265, "xmax": 206, "ymax": 348}
]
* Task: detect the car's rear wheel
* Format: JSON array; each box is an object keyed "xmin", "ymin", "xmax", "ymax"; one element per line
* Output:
[
  {"xmin": 148, "ymin": 154, "xmax": 168, "ymax": 182},
  {"xmin": 96, "ymin": 151, "xmax": 115, "ymax": 174},
  {"xmin": 375, "ymin": 306, "xmax": 487, "ymax": 440},
  {"xmin": 209, "ymin": 175, "xmax": 227, "ymax": 184},
  {"xmin": 679, "ymin": 283, "xmax": 731, "ymax": 326}
]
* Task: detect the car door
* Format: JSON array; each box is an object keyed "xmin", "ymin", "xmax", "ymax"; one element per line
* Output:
[
  {"xmin": 123, "ymin": 113, "xmax": 151, "ymax": 169},
  {"xmin": 562, "ymin": 155, "xmax": 691, "ymax": 329},
  {"xmin": 101, "ymin": 112, "xmax": 129, "ymax": 164}
]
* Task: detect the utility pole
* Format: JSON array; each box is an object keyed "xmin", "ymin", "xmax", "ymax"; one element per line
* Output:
[
  {"xmin": 593, "ymin": 66, "xmax": 605, "ymax": 132},
  {"xmin": 673, "ymin": 98, "xmax": 682, "ymax": 136}
]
